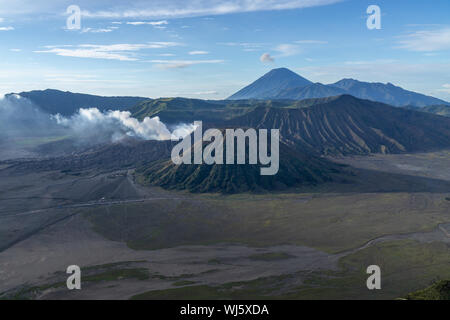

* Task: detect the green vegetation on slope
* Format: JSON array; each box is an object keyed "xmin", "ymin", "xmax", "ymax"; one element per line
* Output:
[
  {"xmin": 232, "ymin": 95, "xmax": 450, "ymax": 155},
  {"xmin": 135, "ymin": 141, "xmax": 343, "ymax": 193},
  {"xmin": 406, "ymin": 280, "xmax": 450, "ymax": 300},
  {"xmin": 421, "ymin": 105, "xmax": 450, "ymax": 117},
  {"xmin": 132, "ymin": 276, "xmax": 288, "ymax": 300},
  {"xmin": 130, "ymin": 97, "xmax": 256, "ymax": 123}
]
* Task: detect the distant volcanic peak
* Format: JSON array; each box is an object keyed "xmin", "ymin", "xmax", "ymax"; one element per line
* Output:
[
  {"xmin": 227, "ymin": 67, "xmax": 312, "ymax": 100},
  {"xmin": 261, "ymin": 67, "xmax": 309, "ymax": 81},
  {"xmin": 268, "ymin": 67, "xmax": 293, "ymax": 73}
]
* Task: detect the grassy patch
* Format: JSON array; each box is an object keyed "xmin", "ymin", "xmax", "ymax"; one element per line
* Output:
[
  {"xmin": 288, "ymin": 240, "xmax": 450, "ymax": 300},
  {"xmin": 132, "ymin": 276, "xmax": 288, "ymax": 300},
  {"xmin": 83, "ymin": 268, "xmax": 150, "ymax": 282},
  {"xmin": 207, "ymin": 259, "xmax": 221, "ymax": 265}
]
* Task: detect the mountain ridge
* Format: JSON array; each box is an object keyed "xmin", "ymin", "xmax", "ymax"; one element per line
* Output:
[
  {"xmin": 329, "ymin": 78, "xmax": 448, "ymax": 107},
  {"xmin": 130, "ymin": 94, "xmax": 450, "ymax": 156},
  {"xmin": 7, "ymin": 89, "xmax": 149, "ymax": 116},
  {"xmin": 229, "ymin": 94, "xmax": 450, "ymax": 155},
  {"xmin": 228, "ymin": 68, "xmax": 450, "ymax": 107}
]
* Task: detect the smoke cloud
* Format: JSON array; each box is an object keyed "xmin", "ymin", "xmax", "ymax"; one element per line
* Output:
[
  {"xmin": 53, "ymin": 108, "xmax": 195, "ymax": 144},
  {"xmin": 0, "ymin": 95, "xmax": 196, "ymax": 160},
  {"xmin": 260, "ymin": 53, "xmax": 275, "ymax": 63},
  {"xmin": 0, "ymin": 94, "xmax": 63, "ymax": 159},
  {"xmin": 0, "ymin": 94, "xmax": 58, "ymax": 139}
]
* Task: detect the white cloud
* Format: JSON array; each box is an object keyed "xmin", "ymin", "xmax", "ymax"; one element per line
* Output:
[
  {"xmin": 260, "ymin": 53, "xmax": 274, "ymax": 63},
  {"xmin": 37, "ymin": 48, "xmax": 136, "ymax": 61},
  {"xmin": 168, "ymin": 90, "xmax": 220, "ymax": 97},
  {"xmin": 81, "ymin": 27, "xmax": 115, "ymax": 33},
  {"xmin": 189, "ymin": 50, "xmax": 209, "ymax": 55},
  {"xmin": 296, "ymin": 61, "xmax": 450, "ymax": 81},
  {"xmin": 0, "ymin": 0, "xmax": 341, "ymax": 21},
  {"xmin": 0, "ymin": 26, "xmax": 13, "ymax": 31},
  {"xmin": 219, "ymin": 42, "xmax": 262, "ymax": 47},
  {"xmin": 149, "ymin": 59, "xmax": 224, "ymax": 69},
  {"xmin": 126, "ymin": 20, "xmax": 168, "ymax": 26},
  {"xmin": 344, "ymin": 59, "xmax": 397, "ymax": 65},
  {"xmin": 218, "ymin": 42, "xmax": 264, "ymax": 52},
  {"xmin": 295, "ymin": 40, "xmax": 328, "ymax": 44},
  {"xmin": 274, "ymin": 43, "xmax": 301, "ymax": 57},
  {"xmin": 398, "ymin": 28, "xmax": 450, "ymax": 52},
  {"xmin": 192, "ymin": 90, "xmax": 218, "ymax": 95},
  {"xmin": 0, "ymin": 0, "xmax": 338, "ymax": 18},
  {"xmin": 35, "ymin": 42, "xmax": 181, "ymax": 61},
  {"xmin": 77, "ymin": 0, "xmax": 343, "ymax": 19},
  {"xmin": 10, "ymin": 48, "xmax": 21, "ymax": 52},
  {"xmin": 41, "ymin": 72, "xmax": 136, "ymax": 85},
  {"xmin": 438, "ymin": 84, "xmax": 450, "ymax": 94}
]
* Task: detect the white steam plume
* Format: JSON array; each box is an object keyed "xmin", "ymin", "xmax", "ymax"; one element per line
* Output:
[
  {"xmin": 0, "ymin": 94, "xmax": 58, "ymax": 139},
  {"xmin": 53, "ymin": 108, "xmax": 195, "ymax": 143},
  {"xmin": 0, "ymin": 96, "xmax": 196, "ymax": 160},
  {"xmin": 0, "ymin": 94, "xmax": 62, "ymax": 159}
]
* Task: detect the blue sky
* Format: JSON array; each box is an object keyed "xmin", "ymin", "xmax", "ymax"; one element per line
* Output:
[{"xmin": 0, "ymin": 0, "xmax": 449, "ymax": 101}]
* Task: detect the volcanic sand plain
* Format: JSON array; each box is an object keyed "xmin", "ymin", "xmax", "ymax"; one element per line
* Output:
[{"xmin": 0, "ymin": 150, "xmax": 449, "ymax": 300}]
